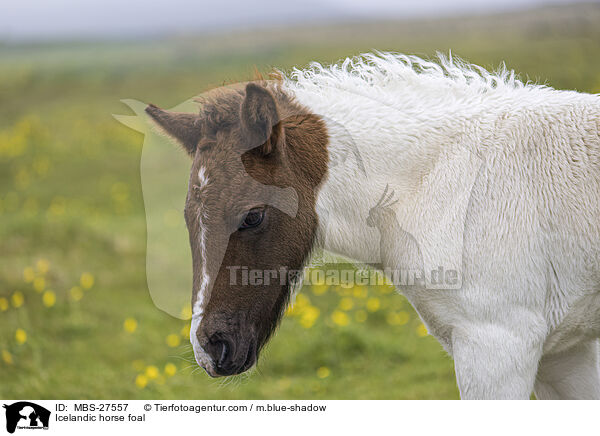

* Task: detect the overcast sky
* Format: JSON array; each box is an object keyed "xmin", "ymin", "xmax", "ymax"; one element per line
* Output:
[{"xmin": 0, "ymin": 0, "xmax": 586, "ymax": 41}]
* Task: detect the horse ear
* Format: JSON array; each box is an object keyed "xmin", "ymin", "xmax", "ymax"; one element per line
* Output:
[
  {"xmin": 145, "ymin": 104, "xmax": 202, "ymax": 156},
  {"xmin": 240, "ymin": 83, "xmax": 282, "ymax": 155}
]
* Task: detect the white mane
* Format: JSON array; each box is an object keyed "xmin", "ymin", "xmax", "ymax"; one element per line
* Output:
[
  {"xmin": 282, "ymin": 52, "xmax": 554, "ymax": 111},
  {"xmin": 290, "ymin": 51, "xmax": 529, "ymax": 90},
  {"xmin": 278, "ymin": 52, "xmax": 600, "ymax": 149}
]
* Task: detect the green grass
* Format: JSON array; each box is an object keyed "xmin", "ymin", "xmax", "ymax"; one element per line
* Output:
[{"xmin": 1, "ymin": 3, "xmax": 600, "ymax": 399}]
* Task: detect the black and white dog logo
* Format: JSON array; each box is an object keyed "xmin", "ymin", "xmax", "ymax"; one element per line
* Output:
[{"xmin": 3, "ymin": 402, "xmax": 50, "ymax": 433}]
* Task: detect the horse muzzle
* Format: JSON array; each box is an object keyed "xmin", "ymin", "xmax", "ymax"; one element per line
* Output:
[{"xmin": 196, "ymin": 313, "xmax": 259, "ymax": 377}]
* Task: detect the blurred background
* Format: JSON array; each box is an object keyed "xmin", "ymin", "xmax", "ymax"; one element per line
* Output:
[{"xmin": 1, "ymin": 0, "xmax": 599, "ymax": 399}]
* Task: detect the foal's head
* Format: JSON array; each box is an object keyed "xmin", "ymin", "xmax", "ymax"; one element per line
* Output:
[{"xmin": 146, "ymin": 82, "xmax": 328, "ymax": 376}]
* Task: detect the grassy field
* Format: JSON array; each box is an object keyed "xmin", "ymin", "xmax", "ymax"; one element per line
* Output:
[{"xmin": 1, "ymin": 3, "xmax": 600, "ymax": 399}]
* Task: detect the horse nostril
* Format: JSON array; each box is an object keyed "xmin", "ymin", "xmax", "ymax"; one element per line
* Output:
[
  {"xmin": 217, "ymin": 340, "xmax": 229, "ymax": 367},
  {"xmin": 209, "ymin": 338, "xmax": 231, "ymax": 370}
]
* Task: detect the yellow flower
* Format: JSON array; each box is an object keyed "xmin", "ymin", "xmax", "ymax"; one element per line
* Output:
[
  {"xmin": 48, "ymin": 197, "xmax": 66, "ymax": 216},
  {"xmin": 42, "ymin": 290, "xmax": 56, "ymax": 307},
  {"xmin": 166, "ymin": 334, "xmax": 181, "ymax": 347},
  {"xmin": 33, "ymin": 277, "xmax": 45, "ymax": 293},
  {"xmin": 135, "ymin": 374, "xmax": 148, "ymax": 389},
  {"xmin": 339, "ymin": 297, "xmax": 354, "ymax": 311},
  {"xmin": 123, "ymin": 318, "xmax": 138, "ymax": 333},
  {"xmin": 11, "ymin": 291, "xmax": 24, "ymax": 308},
  {"xmin": 180, "ymin": 305, "xmax": 192, "ymax": 319},
  {"xmin": 354, "ymin": 310, "xmax": 368, "ymax": 323},
  {"xmin": 331, "ymin": 310, "xmax": 349, "ymax": 327},
  {"xmin": 36, "ymin": 259, "xmax": 50, "ymax": 275},
  {"xmin": 287, "ymin": 294, "xmax": 310, "ymax": 316},
  {"xmin": 398, "ymin": 311, "xmax": 410, "ymax": 325},
  {"xmin": 299, "ymin": 306, "xmax": 320, "ymax": 329},
  {"xmin": 311, "ymin": 284, "xmax": 328, "ymax": 295},
  {"xmin": 164, "ymin": 363, "xmax": 177, "ymax": 377},
  {"xmin": 316, "ymin": 366, "xmax": 330, "ymax": 379},
  {"xmin": 0, "ymin": 297, "xmax": 8, "ymax": 312},
  {"xmin": 145, "ymin": 365, "xmax": 159, "ymax": 379},
  {"xmin": 366, "ymin": 297, "xmax": 381, "ymax": 312},
  {"xmin": 15, "ymin": 328, "xmax": 27, "ymax": 344},
  {"xmin": 386, "ymin": 311, "xmax": 410, "ymax": 326},
  {"xmin": 295, "ymin": 294, "xmax": 310, "ymax": 308},
  {"xmin": 416, "ymin": 323, "xmax": 428, "ymax": 337},
  {"xmin": 353, "ymin": 286, "xmax": 368, "ymax": 299},
  {"xmin": 80, "ymin": 272, "xmax": 94, "ymax": 290},
  {"xmin": 180, "ymin": 323, "xmax": 191, "ymax": 338},
  {"xmin": 23, "ymin": 267, "xmax": 35, "ymax": 283},
  {"xmin": 2, "ymin": 349, "xmax": 13, "ymax": 365},
  {"xmin": 69, "ymin": 286, "xmax": 83, "ymax": 302}
]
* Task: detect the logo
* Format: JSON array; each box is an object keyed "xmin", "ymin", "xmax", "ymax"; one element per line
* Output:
[{"xmin": 2, "ymin": 402, "xmax": 50, "ymax": 434}]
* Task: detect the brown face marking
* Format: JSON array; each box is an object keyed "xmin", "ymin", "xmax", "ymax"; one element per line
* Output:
[{"xmin": 146, "ymin": 81, "xmax": 328, "ymax": 376}]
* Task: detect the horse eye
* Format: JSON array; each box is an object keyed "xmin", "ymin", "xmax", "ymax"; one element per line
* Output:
[{"xmin": 239, "ymin": 208, "xmax": 265, "ymax": 230}]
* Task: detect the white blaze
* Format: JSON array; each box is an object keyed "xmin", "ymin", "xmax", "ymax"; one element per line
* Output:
[{"xmin": 190, "ymin": 168, "xmax": 215, "ymax": 373}]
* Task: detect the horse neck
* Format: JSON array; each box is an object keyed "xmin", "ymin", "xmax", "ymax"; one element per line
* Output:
[
  {"xmin": 286, "ymin": 85, "xmax": 481, "ymax": 265},
  {"xmin": 311, "ymin": 116, "xmax": 448, "ymax": 265}
]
